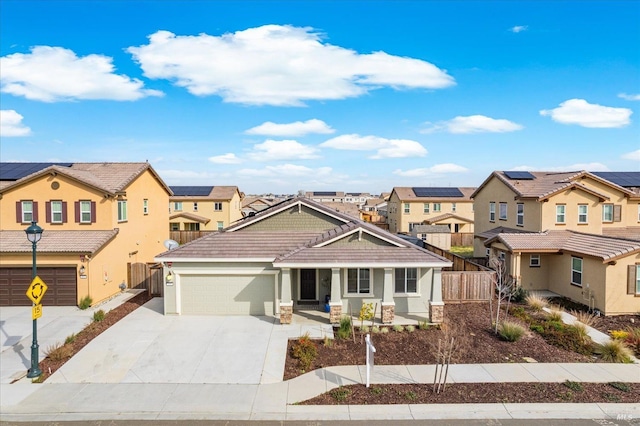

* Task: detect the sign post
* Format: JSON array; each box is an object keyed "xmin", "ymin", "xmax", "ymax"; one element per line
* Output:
[{"xmin": 365, "ymin": 333, "xmax": 376, "ymax": 388}]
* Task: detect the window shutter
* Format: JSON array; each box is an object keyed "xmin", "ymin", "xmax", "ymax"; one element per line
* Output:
[
  {"xmin": 629, "ymin": 265, "xmax": 637, "ymax": 295},
  {"xmin": 16, "ymin": 201, "xmax": 22, "ymax": 223},
  {"xmin": 32, "ymin": 201, "xmax": 39, "ymax": 222},
  {"xmin": 75, "ymin": 201, "xmax": 80, "ymax": 223},
  {"xmin": 91, "ymin": 201, "xmax": 96, "ymax": 223},
  {"xmin": 62, "ymin": 201, "xmax": 68, "ymax": 223},
  {"xmin": 46, "ymin": 202, "xmax": 52, "ymax": 223},
  {"xmin": 613, "ymin": 205, "xmax": 622, "ymax": 222}
]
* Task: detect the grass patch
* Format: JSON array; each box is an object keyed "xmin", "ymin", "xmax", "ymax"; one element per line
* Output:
[
  {"xmin": 331, "ymin": 387, "xmax": 351, "ymax": 402},
  {"xmin": 44, "ymin": 342, "xmax": 73, "ymax": 362},
  {"xmin": 449, "ymin": 246, "xmax": 473, "ymax": 257},
  {"xmin": 78, "ymin": 295, "xmax": 92, "ymax": 310},
  {"xmin": 525, "ymin": 293, "xmax": 549, "ymax": 311},
  {"xmin": 393, "ymin": 324, "xmax": 404, "ymax": 332},
  {"xmin": 595, "ymin": 340, "xmax": 633, "ymax": 363},
  {"xmin": 64, "ymin": 333, "xmax": 76, "ymax": 344},
  {"xmin": 498, "ymin": 321, "xmax": 526, "ymax": 342},
  {"xmin": 563, "ymin": 380, "xmax": 584, "ymax": 392},
  {"xmin": 608, "ymin": 382, "xmax": 631, "ymax": 392},
  {"xmin": 336, "ymin": 316, "xmax": 352, "ymax": 340},
  {"xmin": 92, "ymin": 309, "xmax": 105, "ymax": 322}
]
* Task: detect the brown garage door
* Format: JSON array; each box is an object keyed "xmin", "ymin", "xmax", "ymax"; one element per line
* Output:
[{"xmin": 0, "ymin": 267, "xmax": 77, "ymax": 306}]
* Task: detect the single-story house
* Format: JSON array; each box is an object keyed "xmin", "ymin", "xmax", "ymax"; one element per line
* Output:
[{"xmin": 155, "ymin": 197, "xmax": 452, "ymax": 324}]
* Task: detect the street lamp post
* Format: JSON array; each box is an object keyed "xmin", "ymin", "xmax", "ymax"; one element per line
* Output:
[{"xmin": 25, "ymin": 221, "xmax": 43, "ymax": 378}]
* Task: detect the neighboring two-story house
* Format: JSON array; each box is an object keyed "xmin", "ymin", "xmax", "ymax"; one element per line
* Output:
[
  {"xmin": 386, "ymin": 187, "xmax": 476, "ymax": 235},
  {"xmin": 169, "ymin": 186, "xmax": 243, "ymax": 231},
  {"xmin": 471, "ymin": 171, "xmax": 640, "ymax": 315},
  {"xmin": 0, "ymin": 162, "xmax": 171, "ymax": 306},
  {"xmin": 304, "ymin": 191, "xmax": 375, "ymax": 209}
]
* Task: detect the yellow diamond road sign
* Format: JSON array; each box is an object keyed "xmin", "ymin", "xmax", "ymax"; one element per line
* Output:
[{"xmin": 26, "ymin": 276, "xmax": 48, "ymax": 305}]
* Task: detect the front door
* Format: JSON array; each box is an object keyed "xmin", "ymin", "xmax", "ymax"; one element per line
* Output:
[{"xmin": 300, "ymin": 269, "xmax": 316, "ymax": 300}]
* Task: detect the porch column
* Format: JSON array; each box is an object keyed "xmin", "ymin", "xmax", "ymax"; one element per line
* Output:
[
  {"xmin": 381, "ymin": 267, "xmax": 395, "ymax": 324},
  {"xmin": 279, "ymin": 268, "xmax": 293, "ymax": 324},
  {"xmin": 429, "ymin": 268, "xmax": 444, "ymax": 324},
  {"xmin": 329, "ymin": 267, "xmax": 342, "ymax": 324}
]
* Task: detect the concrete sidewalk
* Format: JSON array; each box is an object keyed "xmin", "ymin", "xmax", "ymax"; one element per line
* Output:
[{"xmin": 1, "ymin": 362, "xmax": 639, "ymax": 422}]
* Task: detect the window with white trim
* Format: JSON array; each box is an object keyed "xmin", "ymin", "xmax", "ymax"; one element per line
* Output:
[
  {"xmin": 602, "ymin": 204, "xmax": 613, "ymax": 222},
  {"xmin": 395, "ymin": 268, "xmax": 418, "ymax": 293},
  {"xmin": 423, "ymin": 203, "xmax": 429, "ymax": 213},
  {"xmin": 217, "ymin": 221, "xmax": 224, "ymax": 230},
  {"xmin": 433, "ymin": 203, "xmax": 441, "ymax": 212},
  {"xmin": 80, "ymin": 201, "xmax": 92, "ymax": 223},
  {"xmin": 143, "ymin": 199, "xmax": 149, "ymax": 215},
  {"xmin": 118, "ymin": 200, "xmax": 128, "ymax": 222},
  {"xmin": 214, "ymin": 202, "xmax": 223, "ymax": 211},
  {"xmin": 571, "ymin": 257, "xmax": 582, "ymax": 286},
  {"xmin": 173, "ymin": 202, "xmax": 183, "ymax": 212},
  {"xmin": 21, "ymin": 200, "xmax": 33, "ymax": 223},
  {"xmin": 636, "ymin": 265, "xmax": 640, "ymax": 294},
  {"xmin": 170, "ymin": 223, "xmax": 179, "ymax": 231},
  {"xmin": 499, "ymin": 202, "xmax": 507, "ymax": 220},
  {"xmin": 530, "ymin": 254, "xmax": 540, "ymax": 267},
  {"xmin": 489, "ymin": 202, "xmax": 496, "ymax": 222},
  {"xmin": 451, "ymin": 203, "xmax": 457, "ymax": 212},
  {"xmin": 578, "ymin": 204, "xmax": 588, "ymax": 224},
  {"xmin": 403, "ymin": 203, "xmax": 410, "ymax": 214},
  {"xmin": 517, "ymin": 203, "xmax": 524, "ymax": 226},
  {"xmin": 51, "ymin": 200, "xmax": 63, "ymax": 223},
  {"xmin": 193, "ymin": 202, "xmax": 198, "ymax": 212},
  {"xmin": 347, "ymin": 268, "xmax": 371, "ymax": 294},
  {"xmin": 556, "ymin": 204, "xmax": 566, "ymax": 224}
]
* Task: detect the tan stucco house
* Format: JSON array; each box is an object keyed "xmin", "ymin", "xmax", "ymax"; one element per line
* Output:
[
  {"xmin": 0, "ymin": 162, "xmax": 172, "ymax": 306},
  {"xmin": 156, "ymin": 197, "xmax": 451, "ymax": 324},
  {"xmin": 386, "ymin": 187, "xmax": 476, "ymax": 235},
  {"xmin": 471, "ymin": 170, "xmax": 640, "ymax": 315},
  {"xmin": 169, "ymin": 186, "xmax": 243, "ymax": 231}
]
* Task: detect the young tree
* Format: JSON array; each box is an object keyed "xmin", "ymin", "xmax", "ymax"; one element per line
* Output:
[{"xmin": 490, "ymin": 257, "xmax": 515, "ymax": 334}]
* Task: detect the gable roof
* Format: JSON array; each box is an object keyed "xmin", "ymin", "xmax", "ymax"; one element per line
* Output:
[
  {"xmin": 0, "ymin": 229, "xmax": 118, "ymax": 254},
  {"xmin": 391, "ymin": 187, "xmax": 476, "ymax": 202},
  {"xmin": 169, "ymin": 212, "xmax": 211, "ymax": 224},
  {"xmin": 0, "ymin": 162, "xmax": 172, "ymax": 197},
  {"xmin": 424, "ymin": 212, "xmax": 474, "ymax": 224}
]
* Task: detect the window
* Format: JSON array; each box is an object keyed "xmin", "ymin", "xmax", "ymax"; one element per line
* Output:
[
  {"xmin": 217, "ymin": 221, "xmax": 224, "ymax": 230},
  {"xmin": 485, "ymin": 248, "xmax": 490, "ymax": 257},
  {"xmin": 403, "ymin": 203, "xmax": 410, "ymax": 214},
  {"xmin": 21, "ymin": 200, "xmax": 34, "ymax": 223},
  {"xmin": 636, "ymin": 265, "xmax": 640, "ymax": 294},
  {"xmin": 214, "ymin": 202, "xmax": 223, "ymax": 211},
  {"xmin": 395, "ymin": 268, "xmax": 418, "ymax": 293},
  {"xmin": 530, "ymin": 254, "xmax": 540, "ymax": 267},
  {"xmin": 117, "ymin": 200, "xmax": 128, "ymax": 222},
  {"xmin": 409, "ymin": 222, "xmax": 421, "ymax": 232},
  {"xmin": 143, "ymin": 199, "xmax": 149, "ymax": 215},
  {"xmin": 517, "ymin": 203, "xmax": 524, "ymax": 226},
  {"xmin": 571, "ymin": 257, "xmax": 583, "ymax": 286},
  {"xmin": 184, "ymin": 223, "xmax": 200, "ymax": 231},
  {"xmin": 347, "ymin": 268, "xmax": 371, "ymax": 294},
  {"xmin": 578, "ymin": 204, "xmax": 588, "ymax": 224},
  {"xmin": 174, "ymin": 202, "xmax": 183, "ymax": 212},
  {"xmin": 80, "ymin": 201, "xmax": 92, "ymax": 223},
  {"xmin": 602, "ymin": 204, "xmax": 613, "ymax": 222},
  {"xmin": 51, "ymin": 201, "xmax": 63, "ymax": 223},
  {"xmin": 489, "ymin": 202, "xmax": 496, "ymax": 222},
  {"xmin": 556, "ymin": 205, "xmax": 566, "ymax": 224},
  {"xmin": 423, "ymin": 203, "xmax": 429, "ymax": 213},
  {"xmin": 499, "ymin": 202, "xmax": 507, "ymax": 220},
  {"xmin": 420, "ymin": 233, "xmax": 427, "ymax": 241},
  {"xmin": 433, "ymin": 203, "xmax": 441, "ymax": 212},
  {"xmin": 193, "ymin": 202, "xmax": 198, "ymax": 212},
  {"xmin": 451, "ymin": 203, "xmax": 457, "ymax": 212},
  {"xmin": 499, "ymin": 251, "xmax": 506, "ymax": 260},
  {"xmin": 170, "ymin": 223, "xmax": 179, "ymax": 231}
]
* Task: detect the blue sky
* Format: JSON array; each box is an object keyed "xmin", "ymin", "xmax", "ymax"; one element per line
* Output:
[{"xmin": 1, "ymin": 1, "xmax": 638, "ymax": 195}]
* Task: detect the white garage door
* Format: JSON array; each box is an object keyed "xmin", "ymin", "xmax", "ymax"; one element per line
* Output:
[{"xmin": 180, "ymin": 274, "xmax": 275, "ymax": 315}]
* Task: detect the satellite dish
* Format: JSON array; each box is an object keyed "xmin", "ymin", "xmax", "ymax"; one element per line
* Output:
[{"xmin": 163, "ymin": 239, "xmax": 179, "ymax": 250}]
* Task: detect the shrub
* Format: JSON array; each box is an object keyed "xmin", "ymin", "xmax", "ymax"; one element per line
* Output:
[
  {"xmin": 611, "ymin": 329, "xmax": 630, "ymax": 340},
  {"xmin": 536, "ymin": 320, "xmax": 593, "ymax": 355},
  {"xmin": 370, "ymin": 386, "xmax": 384, "ymax": 395},
  {"xmin": 336, "ymin": 316, "xmax": 352, "ymax": 340},
  {"xmin": 563, "ymin": 380, "xmax": 584, "ymax": 392},
  {"xmin": 525, "ymin": 294, "xmax": 549, "ymax": 311},
  {"xmin": 64, "ymin": 333, "xmax": 76, "ymax": 344},
  {"xmin": 358, "ymin": 303, "xmax": 374, "ymax": 327},
  {"xmin": 547, "ymin": 307, "xmax": 564, "ymax": 322},
  {"xmin": 404, "ymin": 391, "xmax": 418, "ymax": 401},
  {"xmin": 530, "ymin": 324, "xmax": 544, "ymax": 333},
  {"xmin": 498, "ymin": 321, "xmax": 525, "ymax": 342},
  {"xmin": 93, "ymin": 309, "xmax": 105, "ymax": 322},
  {"xmin": 323, "ymin": 335, "xmax": 333, "ymax": 348},
  {"xmin": 571, "ymin": 309, "xmax": 598, "ymax": 328},
  {"xmin": 623, "ymin": 327, "xmax": 640, "ymax": 355},
  {"xmin": 406, "ymin": 325, "xmax": 416, "ymax": 333},
  {"xmin": 608, "ymin": 382, "xmax": 631, "ymax": 392},
  {"xmin": 380, "ymin": 327, "xmax": 389, "ymax": 334},
  {"xmin": 418, "ymin": 320, "xmax": 430, "ymax": 330},
  {"xmin": 331, "ymin": 387, "xmax": 351, "ymax": 402},
  {"xmin": 571, "ymin": 322, "xmax": 592, "ymax": 346},
  {"xmin": 595, "ymin": 340, "xmax": 633, "ymax": 363},
  {"xmin": 45, "ymin": 342, "xmax": 73, "ymax": 362},
  {"xmin": 393, "ymin": 324, "xmax": 404, "ymax": 332},
  {"xmin": 361, "ymin": 325, "xmax": 370, "ymax": 334},
  {"xmin": 291, "ymin": 332, "xmax": 318, "ymax": 371},
  {"xmin": 512, "ymin": 286, "xmax": 528, "ymax": 303},
  {"xmin": 371, "ymin": 326, "xmax": 381, "ymax": 334},
  {"xmin": 78, "ymin": 295, "xmax": 92, "ymax": 310}
]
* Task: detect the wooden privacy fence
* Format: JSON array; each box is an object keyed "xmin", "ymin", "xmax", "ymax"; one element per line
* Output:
[
  {"xmin": 128, "ymin": 262, "xmax": 164, "ymax": 296},
  {"xmin": 170, "ymin": 230, "xmax": 214, "ymax": 245},
  {"xmin": 442, "ymin": 271, "xmax": 495, "ymax": 303},
  {"xmin": 450, "ymin": 233, "xmax": 474, "ymax": 247}
]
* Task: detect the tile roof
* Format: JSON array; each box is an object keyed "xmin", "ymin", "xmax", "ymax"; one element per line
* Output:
[
  {"xmin": 412, "ymin": 225, "xmax": 451, "ymax": 233},
  {"xmin": 392, "ymin": 187, "xmax": 476, "ymax": 202},
  {"xmin": 275, "ymin": 246, "xmax": 447, "ymax": 266},
  {"xmin": 487, "ymin": 230, "xmax": 640, "ymax": 262},
  {"xmin": 476, "ymin": 226, "xmax": 529, "ymax": 240},
  {"xmin": 424, "ymin": 213, "xmax": 474, "ymax": 224},
  {"xmin": 603, "ymin": 227, "xmax": 640, "ymax": 241},
  {"xmin": 169, "ymin": 212, "xmax": 211, "ymax": 224},
  {"xmin": 0, "ymin": 229, "xmax": 118, "ymax": 254}
]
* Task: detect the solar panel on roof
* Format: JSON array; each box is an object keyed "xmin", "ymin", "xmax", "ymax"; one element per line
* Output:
[
  {"xmin": 170, "ymin": 186, "xmax": 214, "ymax": 196},
  {"xmin": 503, "ymin": 171, "xmax": 535, "ymax": 180},
  {"xmin": 592, "ymin": 172, "xmax": 640, "ymax": 188},
  {"xmin": 314, "ymin": 191, "xmax": 337, "ymax": 196},
  {"xmin": 412, "ymin": 187, "xmax": 464, "ymax": 197},
  {"xmin": 0, "ymin": 162, "xmax": 73, "ymax": 181}
]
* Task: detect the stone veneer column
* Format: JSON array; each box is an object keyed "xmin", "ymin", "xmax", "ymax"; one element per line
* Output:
[
  {"xmin": 329, "ymin": 267, "xmax": 342, "ymax": 324},
  {"xmin": 279, "ymin": 268, "xmax": 293, "ymax": 324},
  {"xmin": 381, "ymin": 267, "xmax": 395, "ymax": 324},
  {"xmin": 429, "ymin": 268, "xmax": 444, "ymax": 324}
]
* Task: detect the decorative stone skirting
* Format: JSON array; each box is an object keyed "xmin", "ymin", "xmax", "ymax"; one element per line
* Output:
[
  {"xmin": 429, "ymin": 301, "xmax": 444, "ymax": 324},
  {"xmin": 279, "ymin": 303, "xmax": 293, "ymax": 324},
  {"xmin": 381, "ymin": 303, "xmax": 395, "ymax": 324},
  {"xmin": 329, "ymin": 303, "xmax": 342, "ymax": 324}
]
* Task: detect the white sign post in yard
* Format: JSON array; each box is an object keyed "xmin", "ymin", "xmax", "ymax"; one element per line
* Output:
[{"xmin": 365, "ymin": 333, "xmax": 376, "ymax": 388}]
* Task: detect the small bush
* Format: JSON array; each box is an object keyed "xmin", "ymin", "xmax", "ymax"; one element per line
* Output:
[
  {"xmin": 291, "ymin": 332, "xmax": 318, "ymax": 371},
  {"xmin": 371, "ymin": 326, "xmax": 381, "ymax": 334},
  {"xmin": 361, "ymin": 325, "xmax": 370, "ymax": 334},
  {"xmin": 623, "ymin": 327, "xmax": 640, "ymax": 355},
  {"xmin": 393, "ymin": 324, "xmax": 404, "ymax": 332},
  {"xmin": 92, "ymin": 309, "xmax": 105, "ymax": 322},
  {"xmin": 78, "ymin": 295, "xmax": 92, "ymax": 310},
  {"xmin": 370, "ymin": 386, "xmax": 384, "ymax": 395},
  {"xmin": 380, "ymin": 327, "xmax": 389, "ymax": 334},
  {"xmin": 525, "ymin": 294, "xmax": 549, "ymax": 311},
  {"xmin": 336, "ymin": 316, "xmax": 352, "ymax": 340},
  {"xmin": 323, "ymin": 335, "xmax": 333, "ymax": 348},
  {"xmin": 608, "ymin": 382, "xmax": 631, "ymax": 392},
  {"xmin": 571, "ymin": 322, "xmax": 592, "ymax": 346},
  {"xmin": 530, "ymin": 324, "xmax": 544, "ymax": 333},
  {"xmin": 418, "ymin": 320, "xmax": 430, "ymax": 330},
  {"xmin": 44, "ymin": 342, "xmax": 73, "ymax": 362},
  {"xmin": 547, "ymin": 307, "xmax": 564, "ymax": 322},
  {"xmin": 571, "ymin": 309, "xmax": 598, "ymax": 328},
  {"xmin": 595, "ymin": 340, "xmax": 633, "ymax": 363},
  {"xmin": 404, "ymin": 391, "xmax": 418, "ymax": 401},
  {"xmin": 563, "ymin": 380, "xmax": 584, "ymax": 392},
  {"xmin": 498, "ymin": 320, "xmax": 525, "ymax": 342},
  {"xmin": 331, "ymin": 387, "xmax": 351, "ymax": 402},
  {"xmin": 406, "ymin": 325, "xmax": 416, "ymax": 333},
  {"xmin": 611, "ymin": 329, "xmax": 630, "ymax": 340},
  {"xmin": 512, "ymin": 286, "xmax": 528, "ymax": 303},
  {"xmin": 64, "ymin": 333, "xmax": 76, "ymax": 344}
]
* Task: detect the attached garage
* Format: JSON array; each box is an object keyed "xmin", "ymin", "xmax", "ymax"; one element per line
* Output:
[
  {"xmin": 179, "ymin": 274, "xmax": 275, "ymax": 315},
  {"xmin": 0, "ymin": 267, "xmax": 77, "ymax": 306}
]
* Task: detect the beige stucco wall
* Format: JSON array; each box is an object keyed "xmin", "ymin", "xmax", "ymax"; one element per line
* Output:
[
  {"xmin": 605, "ymin": 254, "xmax": 640, "ymax": 315},
  {"xmin": 387, "ymin": 191, "xmax": 474, "ymax": 234},
  {"xmin": 540, "ymin": 189, "xmax": 603, "ymax": 233}
]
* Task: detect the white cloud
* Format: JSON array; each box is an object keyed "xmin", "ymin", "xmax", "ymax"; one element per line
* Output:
[
  {"xmin": 422, "ymin": 115, "xmax": 523, "ymax": 134},
  {"xmin": 511, "ymin": 163, "xmax": 610, "ymax": 172},
  {"xmin": 618, "ymin": 93, "xmax": 640, "ymax": 101},
  {"xmin": 208, "ymin": 153, "xmax": 243, "ymax": 164},
  {"xmin": 0, "ymin": 109, "xmax": 32, "ymax": 136},
  {"xmin": 320, "ymin": 134, "xmax": 427, "ymax": 159},
  {"xmin": 0, "ymin": 46, "xmax": 163, "ymax": 102},
  {"xmin": 238, "ymin": 163, "xmax": 333, "ymax": 177},
  {"xmin": 540, "ymin": 99, "xmax": 632, "ymax": 128},
  {"xmin": 247, "ymin": 139, "xmax": 320, "ymax": 161},
  {"xmin": 127, "ymin": 26, "xmax": 455, "ymax": 106},
  {"xmin": 245, "ymin": 119, "xmax": 335, "ymax": 136},
  {"xmin": 622, "ymin": 150, "xmax": 640, "ymax": 161},
  {"xmin": 393, "ymin": 163, "xmax": 468, "ymax": 177},
  {"xmin": 510, "ymin": 25, "xmax": 528, "ymax": 33}
]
